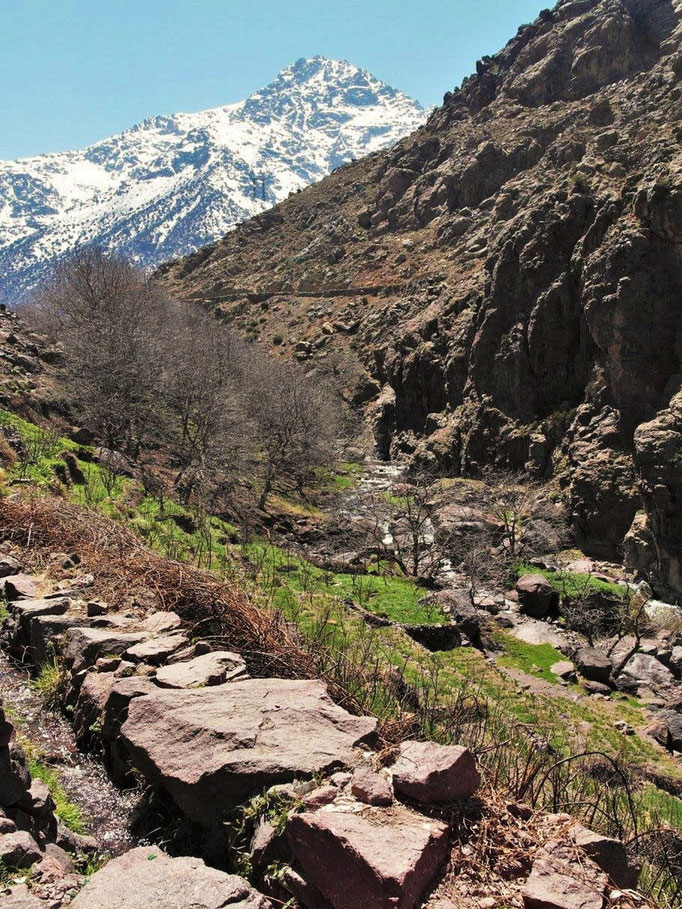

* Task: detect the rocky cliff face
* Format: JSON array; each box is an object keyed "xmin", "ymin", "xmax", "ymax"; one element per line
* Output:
[{"xmin": 161, "ymin": 0, "xmax": 682, "ymax": 599}]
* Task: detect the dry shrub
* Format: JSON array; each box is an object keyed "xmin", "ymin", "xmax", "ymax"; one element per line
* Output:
[{"xmin": 0, "ymin": 495, "xmax": 311, "ymax": 684}]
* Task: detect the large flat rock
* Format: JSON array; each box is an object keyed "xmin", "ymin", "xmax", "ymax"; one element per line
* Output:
[
  {"xmin": 70, "ymin": 845, "xmax": 270, "ymax": 908},
  {"xmin": 154, "ymin": 650, "xmax": 248, "ymax": 688},
  {"xmin": 120, "ymin": 678, "xmax": 377, "ymax": 824},
  {"xmin": 65, "ymin": 627, "xmax": 149, "ymax": 672},
  {"xmin": 288, "ymin": 807, "xmax": 449, "ymax": 909}
]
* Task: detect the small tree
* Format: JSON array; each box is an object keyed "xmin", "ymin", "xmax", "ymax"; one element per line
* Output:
[
  {"xmin": 244, "ymin": 355, "xmax": 340, "ymax": 510},
  {"xmin": 29, "ymin": 249, "xmax": 171, "ymax": 456}
]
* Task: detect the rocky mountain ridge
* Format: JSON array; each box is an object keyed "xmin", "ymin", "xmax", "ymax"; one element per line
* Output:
[
  {"xmin": 161, "ymin": 0, "xmax": 682, "ymax": 601},
  {"xmin": 0, "ymin": 57, "xmax": 427, "ymax": 301}
]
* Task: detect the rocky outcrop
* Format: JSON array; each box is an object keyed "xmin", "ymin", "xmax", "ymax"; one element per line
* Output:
[
  {"xmin": 517, "ymin": 574, "xmax": 559, "ymax": 618},
  {"xmin": 574, "ymin": 647, "xmax": 612, "ymax": 684},
  {"xmin": 0, "ymin": 701, "xmax": 82, "ymax": 905},
  {"xmin": 120, "ymin": 679, "xmax": 377, "ymax": 825},
  {"xmin": 0, "ymin": 558, "xmax": 643, "ymax": 908}
]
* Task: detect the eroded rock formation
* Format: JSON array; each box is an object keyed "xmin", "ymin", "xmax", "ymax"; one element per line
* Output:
[{"xmin": 160, "ymin": 0, "xmax": 682, "ymax": 600}]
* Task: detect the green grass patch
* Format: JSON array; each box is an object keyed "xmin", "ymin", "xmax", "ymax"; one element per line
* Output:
[
  {"xmin": 243, "ymin": 541, "xmax": 445, "ymax": 625},
  {"xmin": 28, "ymin": 758, "xmax": 87, "ymax": 834},
  {"xmin": 29, "ymin": 658, "xmax": 65, "ymax": 710},
  {"xmin": 315, "ymin": 461, "xmax": 363, "ymax": 492},
  {"xmin": 493, "ymin": 631, "xmax": 564, "ymax": 682},
  {"xmin": 513, "ymin": 563, "xmax": 627, "ymax": 600}
]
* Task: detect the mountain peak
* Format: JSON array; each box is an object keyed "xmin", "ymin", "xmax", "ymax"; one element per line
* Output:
[
  {"xmin": 240, "ymin": 56, "xmax": 423, "ymax": 126},
  {"xmin": 0, "ymin": 59, "xmax": 427, "ymax": 300}
]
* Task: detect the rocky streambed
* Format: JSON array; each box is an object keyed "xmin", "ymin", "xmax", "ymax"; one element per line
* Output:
[{"xmin": 0, "ymin": 649, "xmax": 140, "ymax": 857}]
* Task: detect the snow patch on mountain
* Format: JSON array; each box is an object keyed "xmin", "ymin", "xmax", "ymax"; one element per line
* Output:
[{"xmin": 0, "ymin": 57, "xmax": 427, "ymax": 301}]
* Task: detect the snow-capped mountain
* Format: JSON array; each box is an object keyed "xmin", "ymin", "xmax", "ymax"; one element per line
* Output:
[{"xmin": 0, "ymin": 57, "xmax": 427, "ymax": 301}]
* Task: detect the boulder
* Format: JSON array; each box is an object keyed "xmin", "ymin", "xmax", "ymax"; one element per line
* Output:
[
  {"xmin": 423, "ymin": 590, "xmax": 482, "ymax": 646},
  {"xmin": 401, "ymin": 624, "xmax": 461, "ymax": 651},
  {"xmin": 568, "ymin": 823, "xmax": 639, "ymax": 890},
  {"xmin": 582, "ymin": 680, "xmax": 612, "ymax": 696},
  {"xmin": 250, "ymin": 819, "xmax": 289, "ymax": 875},
  {"xmin": 574, "ymin": 647, "xmax": 612, "ymax": 684},
  {"xmin": 0, "ymin": 556, "xmax": 21, "ymax": 579},
  {"xmin": 28, "ymin": 614, "xmax": 95, "ymax": 668},
  {"xmin": 0, "ymin": 742, "xmax": 31, "ymax": 807},
  {"xmin": 648, "ymin": 711, "xmax": 682, "ymax": 752},
  {"xmin": 0, "ymin": 830, "xmax": 43, "ymax": 868},
  {"xmin": 154, "ymin": 651, "xmax": 248, "ymax": 688},
  {"xmin": 73, "ymin": 671, "xmax": 116, "ymax": 747},
  {"xmin": 618, "ymin": 652, "xmax": 677, "ymax": 693},
  {"xmin": 302, "ymin": 785, "xmax": 338, "ymax": 810},
  {"xmin": 551, "ymin": 661, "xmax": 577, "ymax": 682},
  {"xmin": 124, "ymin": 634, "xmax": 189, "ymax": 665},
  {"xmin": 70, "ymin": 845, "xmax": 271, "ymax": 908},
  {"xmin": 0, "ymin": 706, "xmax": 14, "ymax": 747},
  {"xmin": 391, "ymin": 740, "xmax": 480, "ymax": 803},
  {"xmin": 141, "ymin": 611, "xmax": 183, "ymax": 634},
  {"xmin": 669, "ymin": 645, "xmax": 682, "ymax": 675},
  {"xmin": 523, "ymin": 845, "xmax": 608, "ymax": 909},
  {"xmin": 517, "ymin": 575, "xmax": 559, "ymax": 618},
  {"xmin": 2, "ymin": 575, "xmax": 39, "ymax": 601},
  {"xmin": 99, "ymin": 676, "xmax": 158, "ymax": 781},
  {"xmin": 288, "ymin": 808, "xmax": 449, "ymax": 909},
  {"xmin": 11, "ymin": 596, "xmax": 69, "ymax": 627},
  {"xmin": 120, "ymin": 679, "xmax": 377, "ymax": 824},
  {"xmin": 351, "ymin": 767, "xmax": 393, "ymax": 806}
]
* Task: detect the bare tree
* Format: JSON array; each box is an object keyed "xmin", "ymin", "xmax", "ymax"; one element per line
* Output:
[
  {"xmin": 163, "ymin": 308, "xmax": 248, "ymax": 509},
  {"xmin": 358, "ymin": 472, "xmax": 451, "ymax": 585},
  {"xmin": 29, "ymin": 249, "xmax": 171, "ymax": 456},
  {"xmin": 28, "ymin": 250, "xmax": 345, "ymax": 517},
  {"xmin": 243, "ymin": 354, "xmax": 340, "ymax": 510}
]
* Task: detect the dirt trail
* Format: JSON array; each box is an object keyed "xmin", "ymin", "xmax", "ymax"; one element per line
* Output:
[{"xmin": 0, "ymin": 650, "xmax": 141, "ymax": 856}]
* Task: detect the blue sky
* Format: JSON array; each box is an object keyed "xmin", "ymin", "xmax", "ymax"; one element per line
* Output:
[{"xmin": 1, "ymin": 0, "xmax": 547, "ymax": 161}]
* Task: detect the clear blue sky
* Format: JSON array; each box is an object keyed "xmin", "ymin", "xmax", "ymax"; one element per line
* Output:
[{"xmin": 1, "ymin": 0, "xmax": 547, "ymax": 161}]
